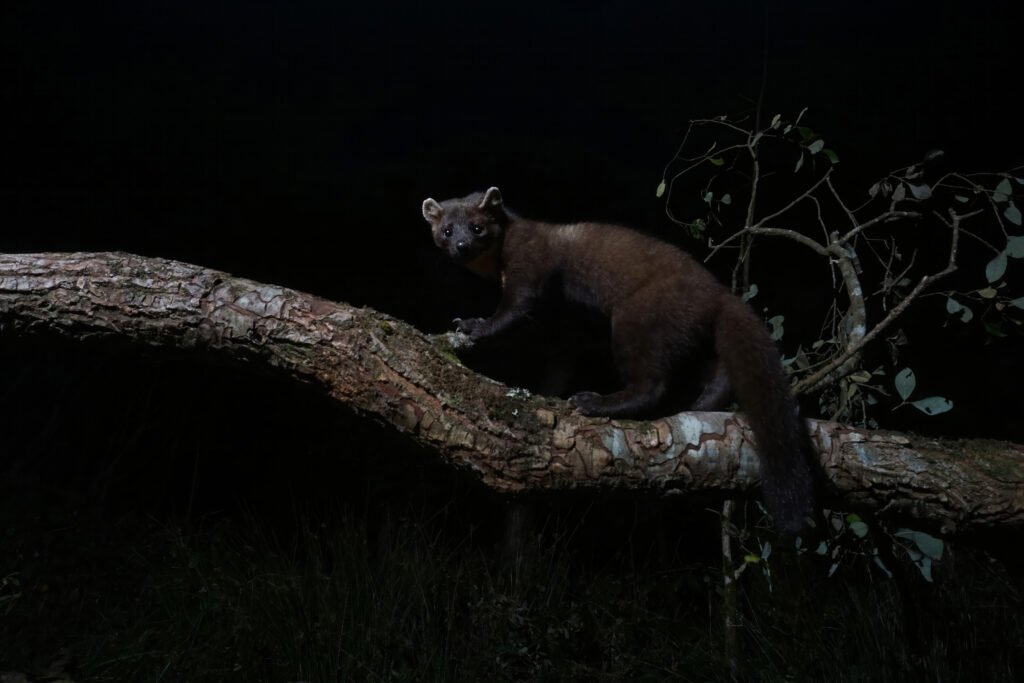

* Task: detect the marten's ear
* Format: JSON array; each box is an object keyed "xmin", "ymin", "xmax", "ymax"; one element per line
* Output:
[
  {"xmin": 422, "ymin": 198, "xmax": 443, "ymax": 224},
  {"xmin": 479, "ymin": 187, "xmax": 503, "ymax": 211}
]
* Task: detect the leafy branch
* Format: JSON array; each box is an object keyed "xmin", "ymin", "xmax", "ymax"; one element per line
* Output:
[{"xmin": 658, "ymin": 112, "xmax": 1023, "ymax": 425}]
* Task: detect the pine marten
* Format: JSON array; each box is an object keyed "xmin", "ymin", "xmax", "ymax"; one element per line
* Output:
[{"xmin": 422, "ymin": 187, "xmax": 816, "ymax": 534}]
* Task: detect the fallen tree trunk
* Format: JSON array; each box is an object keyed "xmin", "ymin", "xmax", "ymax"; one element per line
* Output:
[{"xmin": 2, "ymin": 252, "xmax": 1022, "ymax": 534}]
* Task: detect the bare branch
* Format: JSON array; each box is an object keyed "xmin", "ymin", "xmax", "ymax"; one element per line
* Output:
[
  {"xmin": 744, "ymin": 136, "xmax": 761, "ymax": 232},
  {"xmin": 2, "ymin": 251, "xmax": 1022, "ymax": 535},
  {"xmin": 708, "ymin": 225, "xmax": 829, "ymax": 261},
  {"xmin": 795, "ymin": 209, "xmax": 975, "ymax": 394},
  {"xmin": 836, "ymin": 210, "xmax": 924, "ymax": 245},
  {"xmin": 751, "ymin": 167, "xmax": 834, "ymax": 229}
]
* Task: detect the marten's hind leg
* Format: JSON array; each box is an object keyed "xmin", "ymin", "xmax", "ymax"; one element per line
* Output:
[{"xmin": 569, "ymin": 306, "xmax": 697, "ymax": 418}]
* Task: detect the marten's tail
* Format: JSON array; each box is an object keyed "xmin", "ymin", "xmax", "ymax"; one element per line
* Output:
[{"xmin": 714, "ymin": 295, "xmax": 817, "ymax": 536}]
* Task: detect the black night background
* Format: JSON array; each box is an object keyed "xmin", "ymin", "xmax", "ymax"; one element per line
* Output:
[{"xmin": 2, "ymin": 1, "xmax": 1023, "ymax": 680}]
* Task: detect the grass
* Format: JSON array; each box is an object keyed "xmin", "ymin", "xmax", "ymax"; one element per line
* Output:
[
  {"xmin": 1, "ymin": 503, "xmax": 716, "ymax": 682},
  {"xmin": 2, "ymin": 346, "xmax": 1023, "ymax": 681},
  {"xmin": 4, "ymin": 491, "xmax": 1024, "ymax": 682}
]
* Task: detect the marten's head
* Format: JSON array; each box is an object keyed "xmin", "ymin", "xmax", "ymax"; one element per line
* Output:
[{"xmin": 422, "ymin": 187, "xmax": 507, "ymax": 279}]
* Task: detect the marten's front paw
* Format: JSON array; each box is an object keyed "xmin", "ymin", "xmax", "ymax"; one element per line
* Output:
[
  {"xmin": 452, "ymin": 317, "xmax": 488, "ymax": 339},
  {"xmin": 568, "ymin": 391, "xmax": 604, "ymax": 415}
]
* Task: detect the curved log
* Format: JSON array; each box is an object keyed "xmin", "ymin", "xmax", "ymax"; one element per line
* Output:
[{"xmin": 1, "ymin": 251, "xmax": 1022, "ymax": 534}]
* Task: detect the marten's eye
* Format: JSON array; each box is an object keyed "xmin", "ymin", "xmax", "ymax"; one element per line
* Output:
[
  {"xmin": 442, "ymin": 225, "xmax": 453, "ymax": 238},
  {"xmin": 471, "ymin": 224, "xmax": 484, "ymax": 235}
]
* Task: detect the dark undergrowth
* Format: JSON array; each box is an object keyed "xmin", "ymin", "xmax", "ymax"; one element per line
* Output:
[
  {"xmin": 2, "ymin": 341, "xmax": 1024, "ymax": 682},
  {"xmin": 3, "ymin": 491, "xmax": 1024, "ymax": 682}
]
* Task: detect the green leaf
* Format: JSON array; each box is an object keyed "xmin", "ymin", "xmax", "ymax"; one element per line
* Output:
[
  {"xmin": 907, "ymin": 183, "xmax": 932, "ymax": 200},
  {"xmin": 895, "ymin": 529, "xmax": 945, "ymax": 563},
  {"xmin": 911, "ymin": 396, "xmax": 953, "ymax": 415},
  {"xmin": 1010, "ymin": 296, "xmax": 1024, "ymax": 310},
  {"xmin": 984, "ymin": 321, "xmax": 1008, "ymax": 337},
  {"xmin": 703, "ymin": 191, "xmax": 713, "ymax": 204},
  {"xmin": 743, "ymin": 554, "xmax": 761, "ymax": 565},
  {"xmin": 741, "ymin": 283, "xmax": 759, "ymax": 302},
  {"xmin": 894, "ymin": 367, "xmax": 916, "ymax": 400},
  {"xmin": 655, "ymin": 180, "xmax": 666, "ymax": 198},
  {"xmin": 721, "ymin": 193, "xmax": 732, "ymax": 205},
  {"xmin": 1007, "ymin": 235, "xmax": 1024, "ymax": 257},
  {"xmin": 993, "ymin": 178, "xmax": 1013, "ymax": 203},
  {"xmin": 913, "ymin": 531, "xmax": 944, "ymax": 560},
  {"xmin": 849, "ymin": 521, "xmax": 869, "ymax": 538},
  {"xmin": 848, "ymin": 371, "xmax": 872, "ymax": 383},
  {"xmin": 947, "ymin": 297, "xmax": 973, "ymax": 322},
  {"xmin": 767, "ymin": 315, "xmax": 785, "ymax": 341},
  {"xmin": 794, "ymin": 152, "xmax": 804, "ymax": 173},
  {"xmin": 797, "ymin": 126, "xmax": 814, "ymax": 141},
  {"xmin": 1005, "ymin": 203, "xmax": 1022, "ymax": 226},
  {"xmin": 823, "ymin": 148, "xmax": 840, "ymax": 164},
  {"xmin": 709, "ymin": 157, "xmax": 725, "ymax": 166},
  {"xmin": 770, "ymin": 113, "xmax": 782, "ymax": 128},
  {"xmin": 684, "ymin": 218, "xmax": 708, "ymax": 239},
  {"xmin": 986, "ymin": 251, "xmax": 1008, "ymax": 283},
  {"xmin": 917, "ymin": 556, "xmax": 934, "ymax": 582},
  {"xmin": 979, "ymin": 287, "xmax": 998, "ymax": 299},
  {"xmin": 954, "ymin": 194, "xmax": 970, "ymax": 203},
  {"xmin": 892, "ymin": 183, "xmax": 906, "ymax": 202},
  {"xmin": 808, "ymin": 139, "xmax": 825, "ymax": 155}
]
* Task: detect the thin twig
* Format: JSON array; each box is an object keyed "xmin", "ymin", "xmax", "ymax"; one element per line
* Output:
[
  {"xmin": 795, "ymin": 208, "xmax": 975, "ymax": 395},
  {"xmin": 836, "ymin": 210, "xmax": 922, "ymax": 245},
  {"xmin": 751, "ymin": 168, "xmax": 834, "ymax": 228}
]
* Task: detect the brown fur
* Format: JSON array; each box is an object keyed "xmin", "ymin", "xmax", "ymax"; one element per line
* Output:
[{"xmin": 422, "ymin": 187, "xmax": 816, "ymax": 534}]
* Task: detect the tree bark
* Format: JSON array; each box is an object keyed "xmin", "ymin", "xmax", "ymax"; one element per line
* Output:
[{"xmin": 2, "ymin": 252, "xmax": 1022, "ymax": 535}]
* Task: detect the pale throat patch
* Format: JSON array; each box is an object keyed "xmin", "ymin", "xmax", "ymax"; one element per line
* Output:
[{"xmin": 463, "ymin": 243, "xmax": 502, "ymax": 281}]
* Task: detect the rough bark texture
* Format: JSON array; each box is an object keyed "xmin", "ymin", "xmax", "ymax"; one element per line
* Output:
[{"xmin": 2, "ymin": 252, "xmax": 1022, "ymax": 534}]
